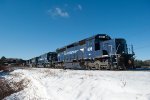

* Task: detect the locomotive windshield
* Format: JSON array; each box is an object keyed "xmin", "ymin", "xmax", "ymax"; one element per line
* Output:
[{"xmin": 115, "ymin": 39, "xmax": 128, "ymax": 54}]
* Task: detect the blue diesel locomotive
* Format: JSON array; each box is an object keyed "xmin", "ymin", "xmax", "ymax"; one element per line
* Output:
[
  {"xmin": 28, "ymin": 34, "xmax": 135, "ymax": 70},
  {"xmin": 56, "ymin": 34, "xmax": 134, "ymax": 70}
]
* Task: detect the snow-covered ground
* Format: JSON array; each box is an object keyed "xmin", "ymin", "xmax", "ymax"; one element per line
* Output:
[{"xmin": 1, "ymin": 68, "xmax": 150, "ymax": 100}]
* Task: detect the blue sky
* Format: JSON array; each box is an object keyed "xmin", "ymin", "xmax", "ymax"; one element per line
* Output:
[{"xmin": 0, "ymin": 0, "xmax": 150, "ymax": 60}]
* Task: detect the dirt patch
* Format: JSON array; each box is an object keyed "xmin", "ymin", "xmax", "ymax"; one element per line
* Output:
[{"xmin": 0, "ymin": 78, "xmax": 30, "ymax": 100}]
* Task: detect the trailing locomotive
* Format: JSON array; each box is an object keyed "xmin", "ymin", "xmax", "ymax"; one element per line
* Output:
[
  {"xmin": 27, "ymin": 34, "xmax": 135, "ymax": 70},
  {"xmin": 27, "ymin": 52, "xmax": 57, "ymax": 68},
  {"xmin": 37, "ymin": 52, "xmax": 57, "ymax": 68}
]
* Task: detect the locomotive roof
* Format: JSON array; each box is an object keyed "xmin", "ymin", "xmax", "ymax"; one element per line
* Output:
[
  {"xmin": 56, "ymin": 34, "xmax": 111, "ymax": 51},
  {"xmin": 39, "ymin": 52, "xmax": 57, "ymax": 57},
  {"xmin": 29, "ymin": 52, "xmax": 56, "ymax": 60}
]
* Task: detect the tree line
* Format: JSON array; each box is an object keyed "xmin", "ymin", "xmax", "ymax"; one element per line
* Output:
[
  {"xmin": 0, "ymin": 56, "xmax": 25, "ymax": 67},
  {"xmin": 134, "ymin": 59, "xmax": 150, "ymax": 67}
]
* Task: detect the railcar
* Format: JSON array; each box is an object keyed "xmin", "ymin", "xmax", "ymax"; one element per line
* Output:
[{"xmin": 28, "ymin": 34, "xmax": 135, "ymax": 70}]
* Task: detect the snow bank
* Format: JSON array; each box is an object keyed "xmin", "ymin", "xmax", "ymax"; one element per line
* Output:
[{"xmin": 2, "ymin": 68, "xmax": 150, "ymax": 100}]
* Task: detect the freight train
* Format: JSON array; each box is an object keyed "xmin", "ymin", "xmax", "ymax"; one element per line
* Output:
[{"xmin": 27, "ymin": 34, "xmax": 135, "ymax": 70}]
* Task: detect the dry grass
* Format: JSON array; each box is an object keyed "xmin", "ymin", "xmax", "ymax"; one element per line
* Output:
[
  {"xmin": 0, "ymin": 78, "xmax": 30, "ymax": 100},
  {"xmin": 42, "ymin": 69, "xmax": 58, "ymax": 77},
  {"xmin": 0, "ymin": 66, "xmax": 14, "ymax": 72}
]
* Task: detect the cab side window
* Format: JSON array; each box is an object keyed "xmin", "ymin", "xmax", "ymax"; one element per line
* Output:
[{"xmin": 95, "ymin": 38, "xmax": 100, "ymax": 51}]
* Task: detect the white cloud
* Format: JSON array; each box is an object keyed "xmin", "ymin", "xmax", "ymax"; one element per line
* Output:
[
  {"xmin": 48, "ymin": 7, "xmax": 69, "ymax": 18},
  {"xmin": 77, "ymin": 4, "xmax": 82, "ymax": 10},
  {"xmin": 48, "ymin": 4, "xmax": 82, "ymax": 18}
]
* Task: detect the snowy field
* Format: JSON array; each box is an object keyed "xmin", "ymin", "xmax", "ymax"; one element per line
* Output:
[{"xmin": 1, "ymin": 68, "xmax": 150, "ymax": 100}]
